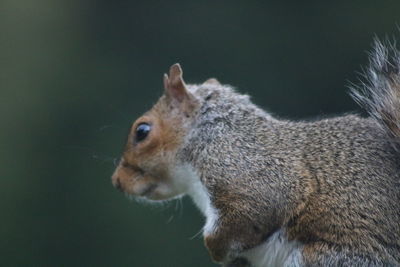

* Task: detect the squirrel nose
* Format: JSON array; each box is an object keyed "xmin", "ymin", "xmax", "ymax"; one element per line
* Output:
[{"xmin": 112, "ymin": 175, "xmax": 123, "ymax": 192}]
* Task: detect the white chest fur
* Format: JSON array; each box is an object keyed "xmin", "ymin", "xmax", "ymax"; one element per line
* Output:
[
  {"xmin": 187, "ymin": 178, "xmax": 218, "ymax": 235},
  {"xmin": 241, "ymin": 230, "xmax": 302, "ymax": 267},
  {"xmin": 171, "ymin": 164, "xmax": 218, "ymax": 235}
]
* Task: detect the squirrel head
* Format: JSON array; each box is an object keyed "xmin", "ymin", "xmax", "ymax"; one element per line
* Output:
[{"xmin": 111, "ymin": 64, "xmax": 203, "ymax": 200}]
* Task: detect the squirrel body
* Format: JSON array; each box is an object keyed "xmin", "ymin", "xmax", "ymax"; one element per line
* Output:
[{"xmin": 112, "ymin": 40, "xmax": 400, "ymax": 266}]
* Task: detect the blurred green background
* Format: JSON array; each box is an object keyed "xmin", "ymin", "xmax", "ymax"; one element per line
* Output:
[{"xmin": 1, "ymin": 1, "xmax": 400, "ymax": 266}]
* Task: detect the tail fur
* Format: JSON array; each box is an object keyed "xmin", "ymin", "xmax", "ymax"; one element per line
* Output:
[{"xmin": 350, "ymin": 38, "xmax": 400, "ymax": 145}]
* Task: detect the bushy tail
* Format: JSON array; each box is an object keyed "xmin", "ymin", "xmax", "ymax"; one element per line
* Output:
[{"xmin": 350, "ymin": 38, "xmax": 400, "ymax": 146}]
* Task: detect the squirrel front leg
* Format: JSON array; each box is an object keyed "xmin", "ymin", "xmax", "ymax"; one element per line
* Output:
[
  {"xmin": 224, "ymin": 257, "xmax": 251, "ymax": 267},
  {"xmin": 204, "ymin": 215, "xmax": 265, "ymax": 265},
  {"xmin": 205, "ymin": 234, "xmax": 252, "ymax": 266},
  {"xmin": 204, "ymin": 231, "xmax": 231, "ymax": 263}
]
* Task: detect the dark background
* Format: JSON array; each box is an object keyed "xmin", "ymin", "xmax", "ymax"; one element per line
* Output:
[{"xmin": 1, "ymin": 1, "xmax": 399, "ymax": 266}]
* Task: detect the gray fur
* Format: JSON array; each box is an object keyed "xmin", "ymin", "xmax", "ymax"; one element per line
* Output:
[
  {"xmin": 113, "ymin": 40, "xmax": 400, "ymax": 266},
  {"xmin": 177, "ymin": 42, "xmax": 400, "ymax": 266}
]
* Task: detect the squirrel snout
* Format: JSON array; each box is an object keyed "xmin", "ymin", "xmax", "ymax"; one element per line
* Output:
[
  {"xmin": 112, "ymin": 176, "xmax": 123, "ymax": 192},
  {"xmin": 111, "ymin": 169, "xmax": 124, "ymax": 192}
]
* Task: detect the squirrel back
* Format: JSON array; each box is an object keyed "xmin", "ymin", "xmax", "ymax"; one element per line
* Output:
[{"xmin": 112, "ymin": 39, "xmax": 400, "ymax": 266}]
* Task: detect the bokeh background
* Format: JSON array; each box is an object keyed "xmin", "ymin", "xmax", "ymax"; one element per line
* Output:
[{"xmin": 1, "ymin": 1, "xmax": 400, "ymax": 266}]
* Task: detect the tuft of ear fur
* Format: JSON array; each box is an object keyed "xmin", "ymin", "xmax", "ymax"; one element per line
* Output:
[
  {"xmin": 164, "ymin": 63, "xmax": 189, "ymax": 103},
  {"xmin": 350, "ymin": 38, "xmax": 400, "ymax": 146},
  {"xmin": 163, "ymin": 63, "xmax": 199, "ymax": 115}
]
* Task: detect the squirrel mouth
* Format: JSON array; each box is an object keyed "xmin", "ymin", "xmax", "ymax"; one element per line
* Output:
[{"xmin": 139, "ymin": 184, "xmax": 157, "ymax": 197}]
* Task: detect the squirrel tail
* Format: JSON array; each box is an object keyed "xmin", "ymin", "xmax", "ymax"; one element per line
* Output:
[{"xmin": 350, "ymin": 38, "xmax": 400, "ymax": 146}]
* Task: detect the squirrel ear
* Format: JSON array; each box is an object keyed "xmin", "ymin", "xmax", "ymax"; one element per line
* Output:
[
  {"xmin": 164, "ymin": 63, "xmax": 190, "ymax": 103},
  {"xmin": 204, "ymin": 78, "xmax": 220, "ymax": 85}
]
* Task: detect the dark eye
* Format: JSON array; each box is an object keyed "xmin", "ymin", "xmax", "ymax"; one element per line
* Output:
[{"xmin": 135, "ymin": 123, "xmax": 151, "ymax": 143}]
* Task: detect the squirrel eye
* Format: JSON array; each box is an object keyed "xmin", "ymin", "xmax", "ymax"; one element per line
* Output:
[{"xmin": 135, "ymin": 123, "xmax": 151, "ymax": 143}]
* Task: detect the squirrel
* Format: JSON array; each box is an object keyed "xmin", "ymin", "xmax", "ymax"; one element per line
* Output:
[{"xmin": 111, "ymin": 39, "xmax": 400, "ymax": 267}]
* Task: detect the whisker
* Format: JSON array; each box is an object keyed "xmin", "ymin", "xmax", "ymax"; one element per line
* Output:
[
  {"xmin": 178, "ymin": 197, "xmax": 184, "ymax": 218},
  {"xmin": 189, "ymin": 227, "xmax": 203, "ymax": 240},
  {"xmin": 174, "ymin": 199, "xmax": 180, "ymax": 211},
  {"xmin": 91, "ymin": 153, "xmax": 118, "ymax": 163},
  {"xmin": 98, "ymin": 124, "xmax": 114, "ymax": 131},
  {"xmin": 165, "ymin": 215, "xmax": 174, "ymax": 224}
]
